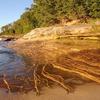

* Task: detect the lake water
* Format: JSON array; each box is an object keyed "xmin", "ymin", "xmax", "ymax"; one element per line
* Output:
[{"xmin": 0, "ymin": 41, "xmax": 25, "ymax": 76}]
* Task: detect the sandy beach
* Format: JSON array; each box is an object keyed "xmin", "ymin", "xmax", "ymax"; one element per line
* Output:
[{"xmin": 0, "ymin": 83, "xmax": 100, "ymax": 100}]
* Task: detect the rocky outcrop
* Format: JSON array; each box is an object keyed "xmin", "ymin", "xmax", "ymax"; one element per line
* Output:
[{"xmin": 16, "ymin": 23, "xmax": 100, "ymax": 42}]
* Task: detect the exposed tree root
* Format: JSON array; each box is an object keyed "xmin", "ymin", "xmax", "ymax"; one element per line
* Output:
[
  {"xmin": 42, "ymin": 65, "xmax": 73, "ymax": 93},
  {"xmin": 52, "ymin": 64, "xmax": 100, "ymax": 84},
  {"xmin": 3, "ymin": 74, "xmax": 11, "ymax": 92},
  {"xmin": 33, "ymin": 67, "xmax": 40, "ymax": 95},
  {"xmin": 0, "ymin": 43, "xmax": 100, "ymax": 95}
]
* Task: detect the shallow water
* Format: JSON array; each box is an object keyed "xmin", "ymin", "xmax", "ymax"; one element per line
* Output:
[
  {"xmin": 0, "ymin": 41, "xmax": 25, "ymax": 76},
  {"xmin": 0, "ymin": 53, "xmax": 11, "ymax": 65}
]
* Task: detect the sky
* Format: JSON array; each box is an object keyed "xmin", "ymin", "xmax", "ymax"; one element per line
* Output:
[{"xmin": 0, "ymin": 0, "xmax": 33, "ymax": 28}]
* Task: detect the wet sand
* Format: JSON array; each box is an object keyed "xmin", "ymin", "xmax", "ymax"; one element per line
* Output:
[{"xmin": 0, "ymin": 83, "xmax": 100, "ymax": 100}]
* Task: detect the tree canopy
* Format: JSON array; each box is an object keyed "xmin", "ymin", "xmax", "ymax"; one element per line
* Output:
[{"xmin": 1, "ymin": 0, "xmax": 100, "ymax": 35}]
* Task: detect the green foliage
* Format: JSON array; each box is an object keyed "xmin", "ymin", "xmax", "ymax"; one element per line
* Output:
[{"xmin": 1, "ymin": 0, "xmax": 100, "ymax": 35}]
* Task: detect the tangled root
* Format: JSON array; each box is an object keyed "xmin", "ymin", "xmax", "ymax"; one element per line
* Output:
[
  {"xmin": 42, "ymin": 65, "xmax": 73, "ymax": 93},
  {"xmin": 0, "ymin": 49, "xmax": 100, "ymax": 95},
  {"xmin": 52, "ymin": 64, "xmax": 100, "ymax": 84}
]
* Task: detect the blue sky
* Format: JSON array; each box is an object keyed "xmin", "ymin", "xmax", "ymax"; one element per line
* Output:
[{"xmin": 0, "ymin": 0, "xmax": 33, "ymax": 28}]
